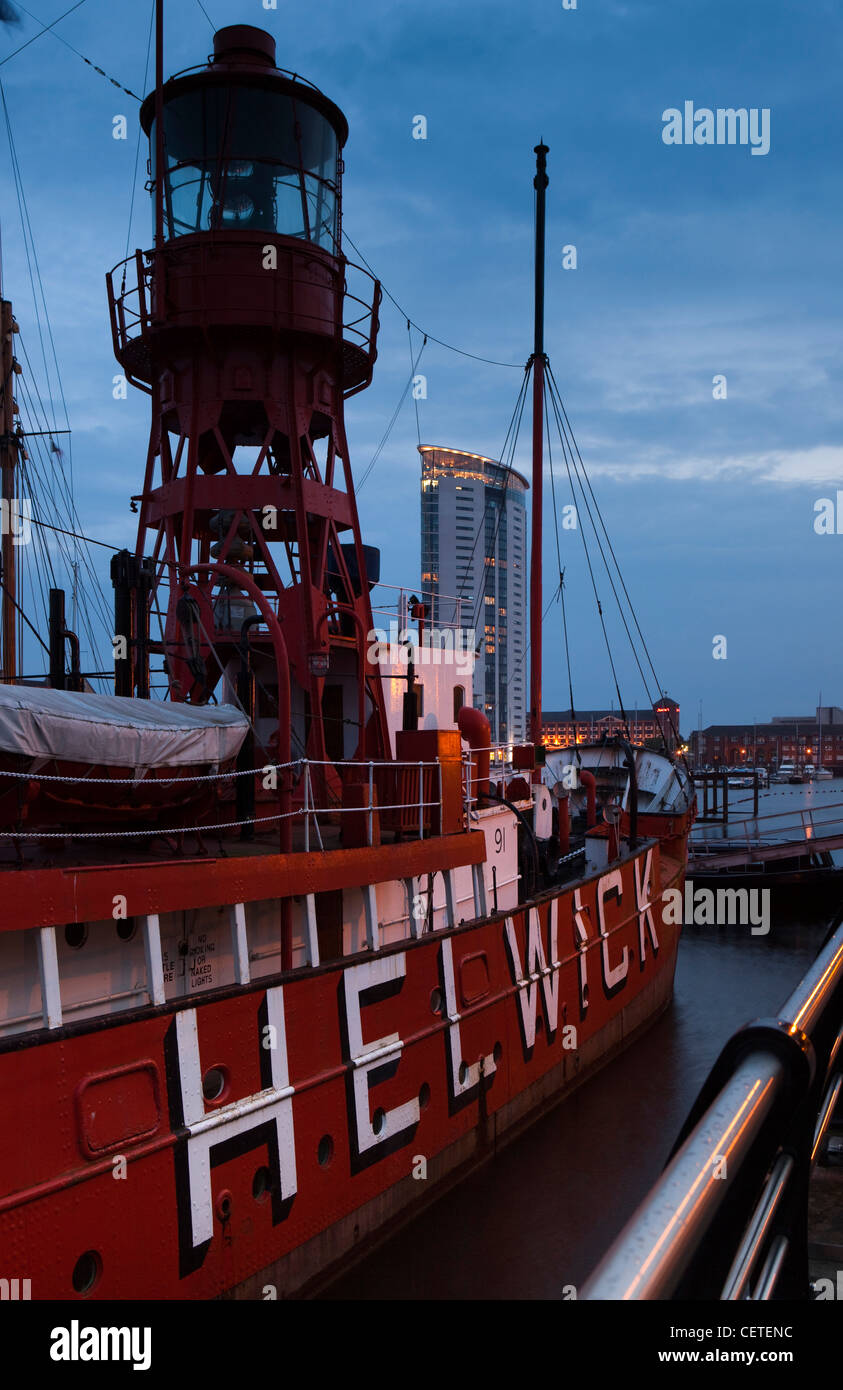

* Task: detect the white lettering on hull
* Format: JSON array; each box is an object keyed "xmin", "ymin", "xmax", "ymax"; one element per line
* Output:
[
  {"xmin": 342, "ymin": 954, "xmax": 420, "ymax": 1167},
  {"xmin": 174, "ymin": 986, "xmax": 297, "ymax": 1251},
  {"xmin": 439, "ymin": 937, "xmax": 497, "ymax": 1103},
  {"xmin": 504, "ymin": 900, "xmax": 560, "ymax": 1054},
  {"xmin": 597, "ymin": 869, "xmax": 630, "ymax": 997}
]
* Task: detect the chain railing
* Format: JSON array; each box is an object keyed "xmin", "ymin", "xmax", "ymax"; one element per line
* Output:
[{"xmin": 0, "ymin": 755, "xmax": 447, "ymax": 846}]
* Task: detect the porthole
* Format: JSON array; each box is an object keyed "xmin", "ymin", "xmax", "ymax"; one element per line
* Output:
[
  {"xmin": 64, "ymin": 922, "xmax": 87, "ymax": 950},
  {"xmin": 202, "ymin": 1066, "xmax": 227, "ymax": 1102},
  {"xmin": 419, "ymin": 1082, "xmax": 431, "ymax": 1110},
  {"xmin": 493, "ymin": 1041, "xmax": 503, "ymax": 1063},
  {"xmin": 72, "ymin": 1250, "xmax": 101, "ymax": 1295},
  {"xmin": 317, "ymin": 1134, "xmax": 334, "ymax": 1167},
  {"xmin": 372, "ymin": 1108, "xmax": 386, "ymax": 1137},
  {"xmin": 429, "ymin": 988, "xmax": 442, "ymax": 1015},
  {"xmin": 458, "ymin": 1061, "xmax": 468, "ymax": 1086},
  {"xmin": 252, "ymin": 1166, "xmax": 272, "ymax": 1202},
  {"xmin": 116, "ymin": 917, "xmax": 137, "ymax": 942}
]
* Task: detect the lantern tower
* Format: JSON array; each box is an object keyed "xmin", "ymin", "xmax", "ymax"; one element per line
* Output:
[{"xmin": 107, "ymin": 23, "xmax": 389, "ymax": 798}]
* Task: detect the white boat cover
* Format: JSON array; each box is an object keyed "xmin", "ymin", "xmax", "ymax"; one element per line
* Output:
[{"xmin": 0, "ymin": 685, "xmax": 249, "ymax": 768}]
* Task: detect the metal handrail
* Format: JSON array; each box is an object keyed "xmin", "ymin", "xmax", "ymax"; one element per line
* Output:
[
  {"xmin": 582, "ymin": 917, "xmax": 843, "ymax": 1301},
  {"xmin": 106, "ymin": 249, "xmax": 380, "ymax": 354}
]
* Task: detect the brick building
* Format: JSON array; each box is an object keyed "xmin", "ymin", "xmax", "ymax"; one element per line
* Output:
[
  {"xmin": 689, "ymin": 706, "xmax": 843, "ymax": 769},
  {"xmin": 542, "ymin": 697, "xmax": 681, "ymax": 751}
]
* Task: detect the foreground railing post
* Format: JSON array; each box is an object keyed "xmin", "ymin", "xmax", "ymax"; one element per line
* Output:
[
  {"xmin": 368, "ymin": 760, "xmax": 374, "ymax": 847},
  {"xmin": 583, "ymin": 919, "xmax": 843, "ymax": 1301},
  {"xmin": 303, "ymin": 759, "xmax": 310, "ymax": 853}
]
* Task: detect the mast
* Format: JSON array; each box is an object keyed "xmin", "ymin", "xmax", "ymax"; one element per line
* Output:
[
  {"xmin": 0, "ymin": 297, "xmax": 20, "ymax": 683},
  {"xmin": 154, "ymin": 0, "xmax": 165, "ymax": 251},
  {"xmin": 529, "ymin": 142, "xmax": 548, "ymax": 748}
]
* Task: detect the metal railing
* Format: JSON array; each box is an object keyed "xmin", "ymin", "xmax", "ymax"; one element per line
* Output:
[
  {"xmin": 106, "ymin": 248, "xmax": 380, "ymax": 361},
  {"xmin": 693, "ymin": 800, "xmax": 843, "ymax": 850},
  {"xmin": 0, "ymin": 755, "xmax": 447, "ymax": 846},
  {"xmin": 297, "ymin": 757, "xmax": 443, "ymax": 849},
  {"xmin": 368, "ymin": 582, "xmax": 469, "ymax": 640},
  {"xmin": 582, "ymin": 917, "xmax": 843, "ymax": 1300}
]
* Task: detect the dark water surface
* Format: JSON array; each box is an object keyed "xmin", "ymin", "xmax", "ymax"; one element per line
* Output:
[{"xmin": 324, "ymin": 909, "xmax": 832, "ymax": 1300}]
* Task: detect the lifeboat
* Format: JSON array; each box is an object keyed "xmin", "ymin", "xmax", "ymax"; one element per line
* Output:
[{"xmin": 0, "ymin": 686, "xmax": 249, "ymax": 833}]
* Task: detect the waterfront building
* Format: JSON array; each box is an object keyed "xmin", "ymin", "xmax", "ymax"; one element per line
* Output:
[
  {"xmin": 420, "ymin": 444, "xmax": 528, "ymax": 743},
  {"xmin": 542, "ymin": 697, "xmax": 681, "ymax": 751},
  {"xmin": 690, "ymin": 706, "xmax": 843, "ymax": 769}
]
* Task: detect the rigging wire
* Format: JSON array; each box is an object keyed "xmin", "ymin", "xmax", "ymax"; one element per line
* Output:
[
  {"xmin": 0, "ymin": 576, "xmax": 49, "ymax": 653},
  {"xmin": 544, "ymin": 369, "xmax": 629, "ymax": 731},
  {"xmin": 466, "ymin": 367, "xmax": 530, "ymax": 645},
  {"xmin": 1, "ymin": 85, "xmax": 59, "ymax": 435},
  {"xmin": 0, "ymin": 0, "xmax": 87, "ymax": 68},
  {"xmin": 357, "ymin": 328, "xmax": 427, "ymax": 492},
  {"xmin": 547, "ymin": 361, "xmax": 675, "ymax": 718},
  {"xmin": 195, "ymin": 0, "xmax": 215, "ymax": 30},
  {"xmin": 13, "ymin": 2, "xmax": 141, "ymax": 98},
  {"xmin": 408, "ymin": 321, "xmax": 422, "ymax": 448},
  {"xmin": 16, "ymin": 360, "xmax": 114, "ymax": 638},
  {"xmin": 343, "ymin": 229, "xmax": 523, "ymax": 371},
  {"xmin": 123, "ymin": 0, "xmax": 155, "ymax": 269},
  {"xmin": 546, "ymin": 369, "xmax": 652, "ymax": 715},
  {"xmin": 545, "ymin": 364, "xmax": 688, "ymax": 763},
  {"xmin": 26, "ymin": 516, "xmax": 118, "ymax": 551},
  {"xmin": 0, "ymin": 76, "xmax": 114, "ymax": 679},
  {"xmin": 544, "ymin": 388, "xmax": 577, "ymax": 737},
  {"xmin": 451, "ymin": 366, "xmax": 530, "ymax": 632}
]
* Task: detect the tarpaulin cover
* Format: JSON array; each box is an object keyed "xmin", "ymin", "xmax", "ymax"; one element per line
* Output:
[{"xmin": 0, "ymin": 685, "xmax": 249, "ymax": 768}]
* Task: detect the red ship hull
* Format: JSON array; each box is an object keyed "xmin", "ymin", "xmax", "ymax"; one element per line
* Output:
[{"xmin": 0, "ymin": 828, "xmax": 688, "ymax": 1299}]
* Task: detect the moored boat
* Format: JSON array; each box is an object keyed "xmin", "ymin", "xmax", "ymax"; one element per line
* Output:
[{"xmin": 0, "ymin": 16, "xmax": 694, "ymax": 1300}]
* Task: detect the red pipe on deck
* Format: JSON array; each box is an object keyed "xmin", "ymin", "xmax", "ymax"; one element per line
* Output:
[
  {"xmin": 580, "ymin": 768, "xmax": 597, "ymax": 829},
  {"xmin": 458, "ymin": 706, "xmax": 491, "ymax": 799}
]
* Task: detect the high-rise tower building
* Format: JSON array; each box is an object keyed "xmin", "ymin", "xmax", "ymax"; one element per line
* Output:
[{"xmin": 419, "ymin": 444, "xmax": 528, "ymax": 743}]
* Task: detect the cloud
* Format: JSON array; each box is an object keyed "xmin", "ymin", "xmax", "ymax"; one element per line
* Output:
[{"xmin": 579, "ymin": 443, "xmax": 843, "ymax": 485}]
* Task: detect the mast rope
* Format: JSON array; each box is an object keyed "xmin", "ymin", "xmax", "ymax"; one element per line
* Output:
[
  {"xmin": 545, "ymin": 363, "xmax": 688, "ymax": 764},
  {"xmin": 123, "ymin": 0, "xmax": 155, "ymax": 275},
  {"xmin": 7, "ymin": 3, "xmax": 142, "ymax": 101},
  {"xmin": 343, "ymin": 229, "xmax": 523, "ymax": 370},
  {"xmin": 0, "ymin": 0, "xmax": 88, "ymax": 68},
  {"xmin": 547, "ymin": 369, "xmax": 649, "ymax": 717},
  {"xmin": 468, "ymin": 368, "xmax": 530, "ymax": 646},
  {"xmin": 545, "ymin": 397, "xmax": 577, "ymax": 745},
  {"xmin": 194, "ymin": 0, "xmax": 215, "ymax": 30},
  {"xmin": 543, "ymin": 367, "xmax": 629, "ymax": 733},
  {"xmin": 357, "ymin": 328, "xmax": 427, "ymax": 492},
  {"xmin": 449, "ymin": 365, "xmax": 529, "ymax": 637}
]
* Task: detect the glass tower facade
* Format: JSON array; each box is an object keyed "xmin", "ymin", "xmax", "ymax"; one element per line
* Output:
[{"xmin": 419, "ymin": 445, "xmax": 528, "ymax": 744}]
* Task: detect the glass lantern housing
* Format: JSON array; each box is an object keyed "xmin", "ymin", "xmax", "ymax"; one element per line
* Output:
[{"xmin": 148, "ymin": 80, "xmax": 341, "ymax": 250}]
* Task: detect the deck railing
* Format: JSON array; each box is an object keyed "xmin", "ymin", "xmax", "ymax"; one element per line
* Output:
[
  {"xmin": 582, "ymin": 917, "xmax": 843, "ymax": 1300},
  {"xmin": 693, "ymin": 800, "xmax": 843, "ymax": 849}
]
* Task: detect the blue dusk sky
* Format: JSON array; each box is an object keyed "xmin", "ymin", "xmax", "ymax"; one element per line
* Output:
[{"xmin": 0, "ymin": 0, "xmax": 841, "ymax": 729}]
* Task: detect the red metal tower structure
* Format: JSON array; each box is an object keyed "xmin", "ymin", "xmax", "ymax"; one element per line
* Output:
[{"xmin": 107, "ymin": 22, "xmax": 390, "ymax": 817}]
